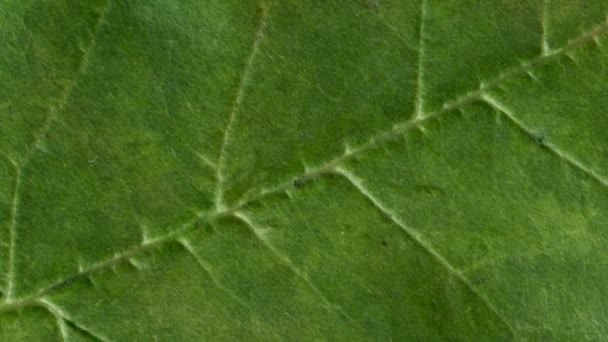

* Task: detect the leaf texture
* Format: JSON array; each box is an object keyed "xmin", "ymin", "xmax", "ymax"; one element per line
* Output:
[{"xmin": 1, "ymin": 0, "xmax": 608, "ymax": 340}]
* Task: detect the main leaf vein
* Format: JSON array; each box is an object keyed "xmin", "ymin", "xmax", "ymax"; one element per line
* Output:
[{"xmin": 2, "ymin": 9, "xmax": 608, "ymax": 318}]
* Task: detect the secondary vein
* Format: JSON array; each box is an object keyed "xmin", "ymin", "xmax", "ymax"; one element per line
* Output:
[
  {"xmin": 4, "ymin": 166, "xmax": 21, "ymax": 300},
  {"xmin": 24, "ymin": 0, "xmax": 112, "ymax": 165},
  {"xmin": 483, "ymin": 94, "xmax": 608, "ymax": 188},
  {"xmin": 414, "ymin": 0, "xmax": 428, "ymax": 119},
  {"xmin": 1, "ymin": 0, "xmax": 113, "ymax": 304},
  {"xmin": 2, "ymin": 11, "xmax": 608, "ymax": 314},
  {"xmin": 334, "ymin": 167, "xmax": 516, "ymax": 336},
  {"xmin": 214, "ymin": 3, "xmax": 268, "ymax": 211}
]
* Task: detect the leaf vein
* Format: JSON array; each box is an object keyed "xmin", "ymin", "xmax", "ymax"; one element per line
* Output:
[
  {"xmin": 23, "ymin": 0, "xmax": 112, "ymax": 165},
  {"xmin": 2, "ymin": 2, "xmax": 112, "ymax": 300},
  {"xmin": 230, "ymin": 16, "xmax": 608, "ymax": 209},
  {"xmin": 3, "ymin": 13, "xmax": 608, "ymax": 316},
  {"xmin": 37, "ymin": 298, "xmax": 109, "ymax": 342},
  {"xmin": 177, "ymin": 238, "xmax": 253, "ymax": 311},
  {"xmin": 233, "ymin": 212, "xmax": 354, "ymax": 321},
  {"xmin": 334, "ymin": 167, "xmax": 516, "ymax": 337},
  {"xmin": 0, "ymin": 152, "xmax": 16, "ymax": 168},
  {"xmin": 215, "ymin": 3, "xmax": 268, "ymax": 211},
  {"xmin": 541, "ymin": 0, "xmax": 551, "ymax": 54},
  {"xmin": 414, "ymin": 0, "xmax": 428, "ymax": 118},
  {"xmin": 3, "ymin": 165, "xmax": 21, "ymax": 301},
  {"xmin": 0, "ymin": 214, "xmax": 215, "ymax": 312},
  {"xmin": 482, "ymin": 94, "xmax": 608, "ymax": 188}
]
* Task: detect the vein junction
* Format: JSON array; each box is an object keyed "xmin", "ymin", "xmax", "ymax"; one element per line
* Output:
[
  {"xmin": 2, "ymin": 9, "xmax": 608, "ymax": 330},
  {"xmin": 1, "ymin": 0, "xmax": 112, "ymax": 303}
]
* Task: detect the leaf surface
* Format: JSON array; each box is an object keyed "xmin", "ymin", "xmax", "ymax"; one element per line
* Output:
[{"xmin": 1, "ymin": 0, "xmax": 608, "ymax": 340}]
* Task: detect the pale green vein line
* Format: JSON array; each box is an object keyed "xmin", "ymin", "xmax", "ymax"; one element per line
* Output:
[
  {"xmin": 24, "ymin": 0, "xmax": 112, "ymax": 165},
  {"xmin": 482, "ymin": 94, "xmax": 608, "ymax": 188},
  {"xmin": 0, "ymin": 225, "xmax": 196, "ymax": 311},
  {"xmin": 414, "ymin": 0, "xmax": 428, "ymax": 119},
  {"xmin": 37, "ymin": 298, "xmax": 109, "ymax": 342},
  {"xmin": 0, "ymin": 152, "xmax": 16, "ymax": 168},
  {"xmin": 2, "ymin": 0, "xmax": 112, "ymax": 303},
  {"xmin": 333, "ymin": 167, "xmax": 516, "ymax": 337},
  {"xmin": 2, "ymin": 13, "xmax": 608, "ymax": 313},
  {"xmin": 233, "ymin": 212, "xmax": 354, "ymax": 322},
  {"xmin": 374, "ymin": 15, "xmax": 416, "ymax": 51},
  {"xmin": 232, "ymin": 16, "xmax": 608, "ymax": 210},
  {"xmin": 541, "ymin": 0, "xmax": 551, "ymax": 54},
  {"xmin": 0, "ymin": 213, "xmax": 221, "ymax": 312},
  {"xmin": 4, "ymin": 166, "xmax": 21, "ymax": 301},
  {"xmin": 49, "ymin": 304, "xmax": 69, "ymax": 342},
  {"xmin": 177, "ymin": 237, "xmax": 253, "ymax": 311},
  {"xmin": 460, "ymin": 251, "xmax": 546, "ymax": 277},
  {"xmin": 193, "ymin": 150, "xmax": 218, "ymax": 170},
  {"xmin": 215, "ymin": 3, "xmax": 268, "ymax": 212},
  {"xmin": 232, "ymin": 110, "xmax": 448, "ymax": 210}
]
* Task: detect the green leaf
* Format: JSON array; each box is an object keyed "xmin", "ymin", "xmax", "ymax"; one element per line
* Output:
[{"xmin": 2, "ymin": 0, "xmax": 608, "ymax": 340}]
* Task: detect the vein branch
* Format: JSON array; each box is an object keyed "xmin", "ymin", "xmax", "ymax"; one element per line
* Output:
[
  {"xmin": 1, "ymin": 11, "xmax": 608, "ymax": 315},
  {"xmin": 4, "ymin": 166, "xmax": 22, "ymax": 301},
  {"xmin": 0, "ymin": 215, "xmax": 207, "ymax": 313},
  {"xmin": 229, "ymin": 17, "xmax": 608, "ymax": 211},
  {"xmin": 233, "ymin": 212, "xmax": 353, "ymax": 321},
  {"xmin": 334, "ymin": 167, "xmax": 516, "ymax": 336},
  {"xmin": 2, "ymin": 0, "xmax": 112, "ymax": 303},
  {"xmin": 460, "ymin": 251, "xmax": 547, "ymax": 277},
  {"xmin": 482, "ymin": 94, "xmax": 608, "ymax": 188},
  {"xmin": 24, "ymin": 0, "xmax": 111, "ymax": 165},
  {"xmin": 215, "ymin": 4, "xmax": 268, "ymax": 211},
  {"xmin": 541, "ymin": 0, "xmax": 551, "ymax": 54},
  {"xmin": 414, "ymin": 0, "xmax": 428, "ymax": 118},
  {"xmin": 193, "ymin": 150, "xmax": 218, "ymax": 170},
  {"xmin": 0, "ymin": 152, "xmax": 16, "ymax": 168},
  {"xmin": 37, "ymin": 298, "xmax": 109, "ymax": 342},
  {"xmin": 177, "ymin": 238, "xmax": 252, "ymax": 311}
]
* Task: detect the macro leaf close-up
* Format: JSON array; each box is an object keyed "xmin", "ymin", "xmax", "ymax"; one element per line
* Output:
[{"xmin": 1, "ymin": 0, "xmax": 608, "ymax": 340}]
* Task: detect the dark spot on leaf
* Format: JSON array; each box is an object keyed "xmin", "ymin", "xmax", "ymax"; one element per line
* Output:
[
  {"xmin": 45, "ymin": 274, "xmax": 81, "ymax": 293},
  {"xmin": 534, "ymin": 133, "xmax": 546, "ymax": 145},
  {"xmin": 255, "ymin": 6, "xmax": 266, "ymax": 22},
  {"xmin": 293, "ymin": 178, "xmax": 306, "ymax": 188},
  {"xmin": 381, "ymin": 240, "xmax": 388, "ymax": 247}
]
